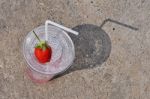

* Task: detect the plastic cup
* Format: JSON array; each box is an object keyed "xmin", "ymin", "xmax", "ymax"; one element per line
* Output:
[{"xmin": 23, "ymin": 25, "xmax": 75, "ymax": 83}]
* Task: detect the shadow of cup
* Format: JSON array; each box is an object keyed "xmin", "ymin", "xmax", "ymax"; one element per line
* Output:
[{"xmin": 54, "ymin": 24, "xmax": 111, "ymax": 78}]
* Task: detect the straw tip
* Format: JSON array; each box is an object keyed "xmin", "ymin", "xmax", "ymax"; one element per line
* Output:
[{"xmin": 74, "ymin": 31, "xmax": 79, "ymax": 35}]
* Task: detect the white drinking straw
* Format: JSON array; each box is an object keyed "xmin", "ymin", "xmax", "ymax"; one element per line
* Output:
[{"xmin": 45, "ymin": 20, "xmax": 79, "ymax": 41}]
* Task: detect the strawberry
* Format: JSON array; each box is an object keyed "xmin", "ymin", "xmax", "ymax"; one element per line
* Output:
[{"xmin": 33, "ymin": 31, "xmax": 52, "ymax": 63}]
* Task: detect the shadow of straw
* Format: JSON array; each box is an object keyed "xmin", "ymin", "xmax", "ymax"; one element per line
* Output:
[{"xmin": 100, "ymin": 18, "xmax": 138, "ymax": 30}]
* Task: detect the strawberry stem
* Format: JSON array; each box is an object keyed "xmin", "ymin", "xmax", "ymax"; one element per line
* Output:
[{"xmin": 33, "ymin": 30, "xmax": 41, "ymax": 42}]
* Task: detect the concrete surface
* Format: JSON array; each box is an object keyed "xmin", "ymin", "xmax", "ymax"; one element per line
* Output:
[{"xmin": 0, "ymin": 0, "xmax": 150, "ymax": 99}]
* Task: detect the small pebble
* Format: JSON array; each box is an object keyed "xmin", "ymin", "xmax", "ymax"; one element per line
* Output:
[{"xmin": 0, "ymin": 64, "xmax": 3, "ymax": 68}]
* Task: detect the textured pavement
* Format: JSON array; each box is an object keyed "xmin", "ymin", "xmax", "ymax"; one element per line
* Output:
[{"xmin": 0, "ymin": 0, "xmax": 150, "ymax": 99}]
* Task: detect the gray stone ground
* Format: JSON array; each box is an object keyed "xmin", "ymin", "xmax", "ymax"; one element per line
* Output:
[{"xmin": 0, "ymin": 0, "xmax": 150, "ymax": 99}]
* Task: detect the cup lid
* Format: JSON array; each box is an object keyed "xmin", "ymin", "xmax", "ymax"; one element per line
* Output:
[{"xmin": 23, "ymin": 25, "xmax": 75, "ymax": 75}]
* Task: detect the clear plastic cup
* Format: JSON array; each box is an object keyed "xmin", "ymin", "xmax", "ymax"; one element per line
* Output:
[{"xmin": 23, "ymin": 25, "xmax": 75, "ymax": 83}]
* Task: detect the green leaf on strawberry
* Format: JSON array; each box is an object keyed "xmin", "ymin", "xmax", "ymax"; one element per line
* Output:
[{"xmin": 35, "ymin": 41, "xmax": 47, "ymax": 50}]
